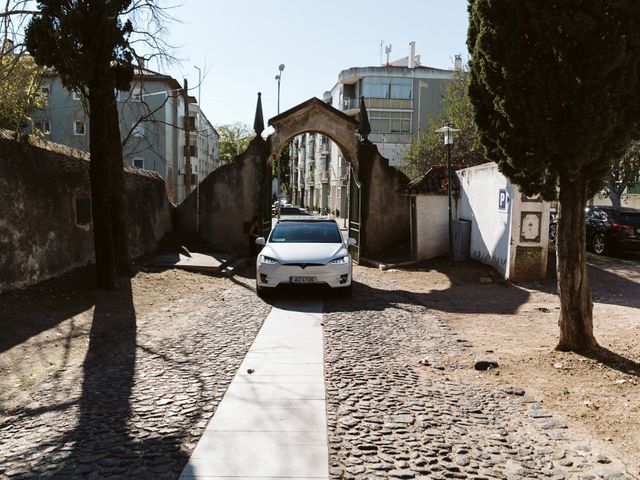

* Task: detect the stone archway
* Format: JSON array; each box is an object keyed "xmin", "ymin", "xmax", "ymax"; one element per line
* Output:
[
  {"xmin": 175, "ymin": 94, "xmax": 410, "ymax": 258},
  {"xmin": 267, "ymin": 97, "xmax": 410, "ymax": 259},
  {"xmin": 268, "ymin": 98, "xmax": 360, "ymax": 174}
]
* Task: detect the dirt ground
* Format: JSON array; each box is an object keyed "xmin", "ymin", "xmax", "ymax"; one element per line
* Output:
[
  {"xmin": 384, "ymin": 251, "xmax": 640, "ymax": 473},
  {"xmin": 1, "ymin": 250, "xmax": 639, "ymax": 473}
]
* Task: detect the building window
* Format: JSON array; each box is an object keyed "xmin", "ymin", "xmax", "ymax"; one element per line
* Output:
[
  {"xmin": 38, "ymin": 85, "xmax": 50, "ymax": 101},
  {"xmin": 369, "ymin": 110, "xmax": 412, "ymax": 134},
  {"xmin": 133, "ymin": 158, "xmax": 144, "ymax": 169},
  {"xmin": 132, "ymin": 87, "xmax": 143, "ymax": 102},
  {"xmin": 360, "ymin": 77, "xmax": 413, "ymax": 99},
  {"xmin": 73, "ymin": 120, "xmax": 86, "ymax": 135},
  {"xmin": 33, "ymin": 119, "xmax": 50, "ymax": 134},
  {"xmin": 75, "ymin": 198, "xmax": 91, "ymax": 225}
]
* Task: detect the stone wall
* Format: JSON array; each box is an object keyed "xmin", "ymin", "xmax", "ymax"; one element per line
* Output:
[
  {"xmin": 0, "ymin": 133, "xmax": 171, "ymax": 292},
  {"xmin": 174, "ymin": 136, "xmax": 269, "ymax": 253},
  {"xmin": 357, "ymin": 141, "xmax": 410, "ymax": 255}
]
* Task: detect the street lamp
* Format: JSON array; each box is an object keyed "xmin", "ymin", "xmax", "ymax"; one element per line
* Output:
[
  {"xmin": 435, "ymin": 123, "xmax": 460, "ymax": 262},
  {"xmin": 275, "ymin": 63, "xmax": 284, "ymax": 114},
  {"xmin": 275, "ymin": 64, "xmax": 285, "ymax": 216},
  {"xmin": 194, "ymin": 65, "xmax": 201, "ymax": 234}
]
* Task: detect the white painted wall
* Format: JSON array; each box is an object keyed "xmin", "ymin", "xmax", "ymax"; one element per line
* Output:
[
  {"xmin": 456, "ymin": 162, "xmax": 549, "ymax": 281},
  {"xmin": 457, "ymin": 163, "xmax": 513, "ymax": 277},
  {"xmin": 415, "ymin": 195, "xmax": 450, "ymax": 260}
]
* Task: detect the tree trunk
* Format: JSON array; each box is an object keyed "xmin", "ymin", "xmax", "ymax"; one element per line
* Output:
[
  {"xmin": 88, "ymin": 82, "xmax": 117, "ymax": 289},
  {"xmin": 107, "ymin": 96, "xmax": 131, "ymax": 275},
  {"xmin": 607, "ymin": 177, "xmax": 623, "ymax": 207},
  {"xmin": 555, "ymin": 177, "xmax": 598, "ymax": 352}
]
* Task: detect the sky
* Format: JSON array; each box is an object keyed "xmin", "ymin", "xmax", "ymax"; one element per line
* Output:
[{"xmin": 157, "ymin": 0, "xmax": 470, "ymax": 127}]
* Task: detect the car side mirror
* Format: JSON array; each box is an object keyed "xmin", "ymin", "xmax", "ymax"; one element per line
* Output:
[
  {"xmin": 346, "ymin": 238, "xmax": 357, "ymax": 246},
  {"xmin": 255, "ymin": 237, "xmax": 266, "ymax": 246}
]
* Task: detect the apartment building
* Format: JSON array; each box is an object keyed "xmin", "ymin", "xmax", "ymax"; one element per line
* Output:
[
  {"xmin": 291, "ymin": 42, "xmax": 457, "ymax": 213},
  {"xmin": 30, "ymin": 66, "xmax": 219, "ymax": 204},
  {"xmin": 290, "ymin": 132, "xmax": 350, "ymax": 213}
]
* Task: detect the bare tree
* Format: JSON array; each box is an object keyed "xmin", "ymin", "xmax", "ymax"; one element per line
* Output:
[
  {"xmin": 26, "ymin": 0, "xmax": 176, "ymax": 289},
  {"xmin": 602, "ymin": 141, "xmax": 640, "ymax": 207},
  {"xmin": 0, "ymin": 1, "xmax": 42, "ymax": 135}
]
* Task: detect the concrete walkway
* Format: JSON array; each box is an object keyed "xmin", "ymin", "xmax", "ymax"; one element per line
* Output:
[{"xmin": 180, "ymin": 299, "xmax": 329, "ymax": 479}]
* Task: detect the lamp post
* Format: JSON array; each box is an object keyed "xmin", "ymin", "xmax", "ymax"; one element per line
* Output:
[
  {"xmin": 435, "ymin": 123, "xmax": 460, "ymax": 262},
  {"xmin": 194, "ymin": 65, "xmax": 201, "ymax": 234},
  {"xmin": 275, "ymin": 63, "xmax": 284, "ymax": 114},
  {"xmin": 275, "ymin": 64, "xmax": 285, "ymax": 217}
]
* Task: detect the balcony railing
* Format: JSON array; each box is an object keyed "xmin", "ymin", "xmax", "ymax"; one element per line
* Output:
[{"xmin": 342, "ymin": 97, "xmax": 412, "ymax": 111}]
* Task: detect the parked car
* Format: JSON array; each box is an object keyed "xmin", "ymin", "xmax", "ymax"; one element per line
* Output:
[
  {"xmin": 586, "ymin": 206, "xmax": 640, "ymax": 255},
  {"xmin": 255, "ymin": 218, "xmax": 356, "ymax": 297},
  {"xmin": 279, "ymin": 206, "xmax": 309, "ymax": 216}
]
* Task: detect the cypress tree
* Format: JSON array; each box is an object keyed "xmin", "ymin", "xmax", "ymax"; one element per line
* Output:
[
  {"xmin": 467, "ymin": 0, "xmax": 640, "ymax": 351},
  {"xmin": 26, "ymin": 0, "xmax": 135, "ymax": 289}
]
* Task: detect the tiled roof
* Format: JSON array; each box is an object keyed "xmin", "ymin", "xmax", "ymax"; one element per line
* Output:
[{"xmin": 405, "ymin": 164, "xmax": 461, "ymax": 195}]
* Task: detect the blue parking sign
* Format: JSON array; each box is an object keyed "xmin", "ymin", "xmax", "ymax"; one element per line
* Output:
[{"xmin": 498, "ymin": 189, "xmax": 507, "ymax": 210}]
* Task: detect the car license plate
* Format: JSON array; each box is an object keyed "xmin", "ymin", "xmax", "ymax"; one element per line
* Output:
[{"xmin": 291, "ymin": 276, "xmax": 316, "ymax": 284}]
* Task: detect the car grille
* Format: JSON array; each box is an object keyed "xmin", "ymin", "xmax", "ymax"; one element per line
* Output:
[{"xmin": 282, "ymin": 262, "xmax": 325, "ymax": 268}]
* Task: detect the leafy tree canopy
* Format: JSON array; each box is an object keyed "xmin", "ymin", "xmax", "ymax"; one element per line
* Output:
[
  {"xmin": 0, "ymin": 52, "xmax": 44, "ymax": 131},
  {"xmin": 401, "ymin": 68, "xmax": 485, "ymax": 180},
  {"xmin": 25, "ymin": 0, "xmax": 135, "ymax": 95},
  {"xmin": 216, "ymin": 122, "xmax": 254, "ymax": 164}
]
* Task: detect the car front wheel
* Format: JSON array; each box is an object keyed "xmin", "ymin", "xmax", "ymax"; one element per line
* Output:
[
  {"xmin": 256, "ymin": 282, "xmax": 269, "ymax": 299},
  {"xmin": 592, "ymin": 233, "xmax": 606, "ymax": 255}
]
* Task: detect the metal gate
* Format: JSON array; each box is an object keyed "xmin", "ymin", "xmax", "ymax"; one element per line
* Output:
[
  {"xmin": 348, "ymin": 166, "xmax": 362, "ymax": 263},
  {"xmin": 261, "ymin": 166, "xmax": 273, "ymax": 239}
]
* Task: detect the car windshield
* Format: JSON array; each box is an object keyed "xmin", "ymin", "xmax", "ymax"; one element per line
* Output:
[{"xmin": 269, "ymin": 221, "xmax": 342, "ymax": 243}]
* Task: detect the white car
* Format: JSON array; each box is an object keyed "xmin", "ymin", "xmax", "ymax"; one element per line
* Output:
[{"xmin": 255, "ymin": 218, "xmax": 356, "ymax": 297}]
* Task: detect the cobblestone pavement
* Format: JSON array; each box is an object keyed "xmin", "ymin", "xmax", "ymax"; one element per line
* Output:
[
  {"xmin": 0, "ymin": 272, "xmax": 269, "ymax": 479},
  {"xmin": 1, "ymin": 264, "xmax": 637, "ymax": 480},
  {"xmin": 323, "ymin": 270, "xmax": 634, "ymax": 480}
]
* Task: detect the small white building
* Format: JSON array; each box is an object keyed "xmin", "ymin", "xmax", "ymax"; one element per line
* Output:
[
  {"xmin": 406, "ymin": 165, "xmax": 459, "ymax": 260},
  {"xmin": 456, "ymin": 162, "xmax": 550, "ymax": 281},
  {"xmin": 408, "ymin": 162, "xmax": 551, "ymax": 281}
]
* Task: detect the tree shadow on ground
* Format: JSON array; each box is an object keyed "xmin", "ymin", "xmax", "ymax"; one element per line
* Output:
[
  {"xmin": 24, "ymin": 277, "xmax": 189, "ymax": 478},
  {"xmin": 0, "ymin": 265, "xmax": 97, "ymax": 355},
  {"xmin": 579, "ymin": 346, "xmax": 640, "ymax": 378},
  {"xmin": 544, "ymin": 249, "xmax": 640, "ymax": 309}
]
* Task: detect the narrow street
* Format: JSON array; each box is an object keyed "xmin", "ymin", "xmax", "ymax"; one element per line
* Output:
[{"xmin": 0, "ymin": 255, "xmax": 638, "ymax": 479}]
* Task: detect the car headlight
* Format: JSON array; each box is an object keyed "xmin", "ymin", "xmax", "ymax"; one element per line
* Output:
[
  {"xmin": 330, "ymin": 255, "xmax": 349, "ymax": 264},
  {"xmin": 259, "ymin": 255, "xmax": 278, "ymax": 264}
]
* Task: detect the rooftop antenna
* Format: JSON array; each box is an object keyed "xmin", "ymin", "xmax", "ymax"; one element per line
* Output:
[
  {"xmin": 379, "ymin": 39, "xmax": 384, "ymax": 65},
  {"xmin": 385, "ymin": 44, "xmax": 392, "ymax": 65}
]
